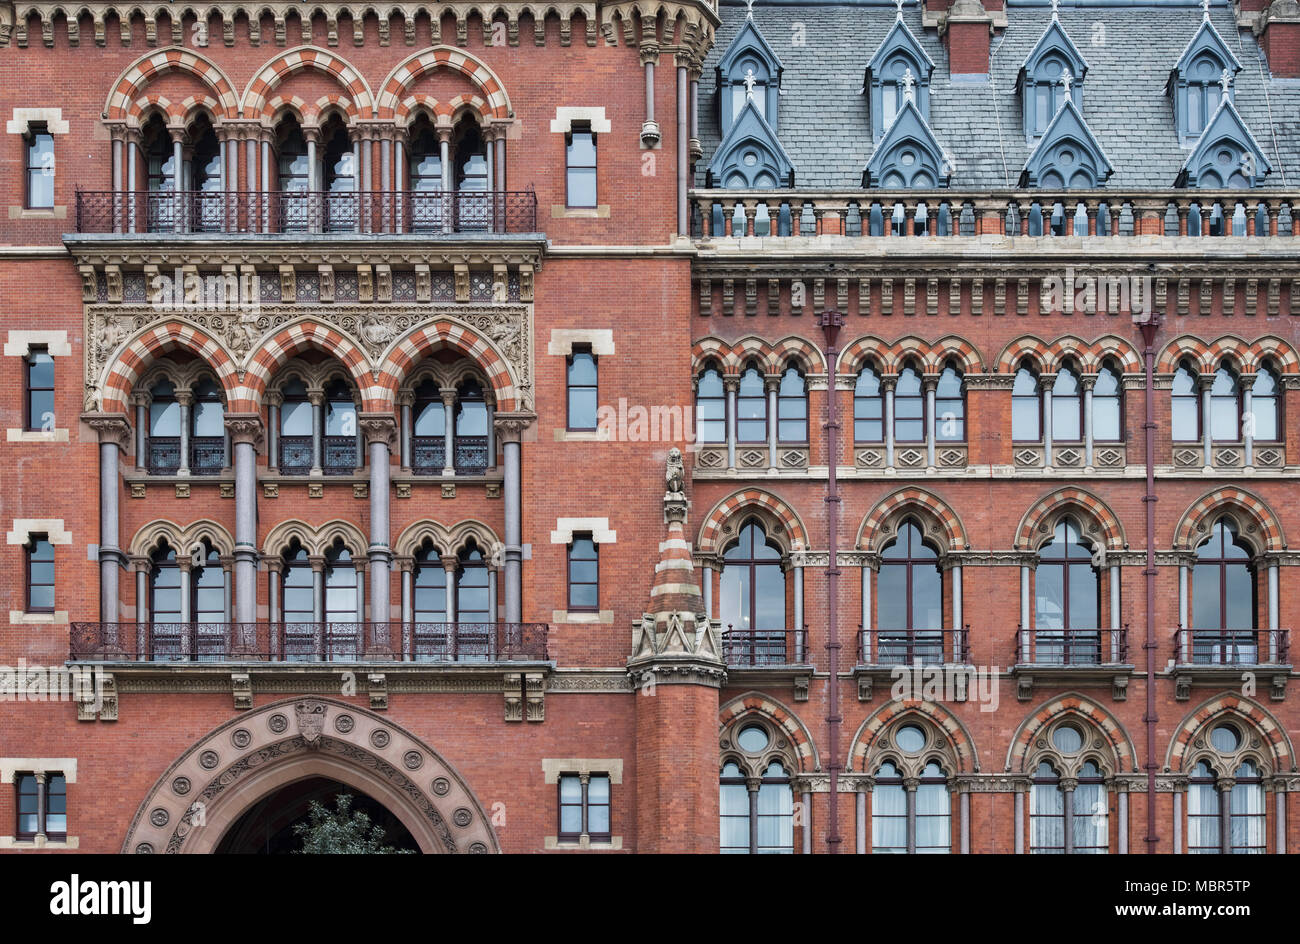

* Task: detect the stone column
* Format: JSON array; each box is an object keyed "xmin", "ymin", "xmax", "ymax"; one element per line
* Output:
[
  {"xmin": 1014, "ymin": 782, "xmax": 1027, "ymax": 854},
  {"xmin": 724, "ymin": 376, "xmax": 739, "ymax": 470},
  {"xmin": 1199, "ymin": 375, "xmax": 1214, "ymax": 470},
  {"xmin": 701, "ymin": 561, "xmax": 713, "ymax": 618},
  {"xmin": 440, "ymin": 386, "xmax": 457, "ymax": 476},
  {"xmin": 178, "ymin": 557, "xmax": 193, "ymax": 660},
  {"xmin": 675, "ymin": 52, "xmax": 690, "ymax": 237},
  {"xmin": 175, "ymin": 389, "xmax": 192, "ymax": 476},
  {"xmin": 266, "ymin": 559, "xmax": 282, "ymax": 657},
  {"xmin": 1041, "ymin": 376, "xmax": 1054, "ymax": 469},
  {"xmin": 1173, "ymin": 779, "xmax": 1184, "ymax": 854},
  {"xmin": 1117, "ymin": 782, "xmax": 1129, "ymax": 854},
  {"xmin": 1020, "ymin": 562, "xmax": 1032, "ymax": 660},
  {"xmin": 1241, "ymin": 374, "xmax": 1255, "ymax": 467},
  {"xmin": 745, "ymin": 776, "xmax": 760, "ymax": 854},
  {"xmin": 266, "ymin": 392, "xmax": 282, "ymax": 472},
  {"xmin": 855, "ymin": 781, "xmax": 870, "ymax": 854},
  {"xmin": 489, "ymin": 567, "xmax": 500, "ymax": 624},
  {"xmin": 959, "ymin": 779, "xmax": 972, "ymax": 854},
  {"xmin": 924, "ymin": 376, "xmax": 938, "ymax": 469},
  {"xmin": 353, "ymin": 558, "xmax": 366, "ymax": 624},
  {"xmin": 495, "ymin": 413, "xmax": 531, "ymax": 624},
  {"xmin": 799, "ymin": 780, "xmax": 813, "ymax": 855},
  {"xmin": 792, "ymin": 561, "xmax": 804, "ymax": 656},
  {"xmin": 1110, "ymin": 563, "xmax": 1122, "ymax": 662},
  {"xmin": 126, "ymin": 128, "xmax": 139, "ymax": 233},
  {"xmin": 225, "ymin": 415, "xmax": 263, "ymax": 638},
  {"xmin": 1060, "ymin": 777, "xmax": 1077, "ymax": 855},
  {"xmin": 1276, "ymin": 783, "xmax": 1287, "ymax": 854},
  {"xmin": 883, "ymin": 377, "xmax": 896, "ymax": 469},
  {"xmin": 951, "ymin": 563, "xmax": 964, "ymax": 661},
  {"xmin": 132, "ymin": 557, "xmax": 150, "ymax": 654},
  {"xmin": 132, "ymin": 392, "xmax": 148, "ymax": 471},
  {"xmin": 308, "ymin": 388, "xmax": 324, "ymax": 475},
  {"xmin": 361, "ymin": 414, "xmax": 396, "ymax": 648},
  {"xmin": 1218, "ymin": 779, "xmax": 1235, "ymax": 855},
  {"xmin": 1082, "ymin": 375, "xmax": 1096, "ymax": 468},
  {"xmin": 1269, "ymin": 557, "xmax": 1280, "ymax": 661},
  {"xmin": 904, "ymin": 777, "xmax": 919, "ymax": 854},
  {"xmin": 310, "ymin": 555, "xmax": 325, "ymax": 657},
  {"xmin": 438, "ymin": 127, "xmax": 452, "ymax": 235},
  {"xmin": 442, "ymin": 554, "xmax": 458, "ymax": 655},
  {"xmin": 397, "ymin": 557, "xmax": 413, "ymax": 658},
  {"xmin": 1179, "ymin": 560, "xmax": 1190, "ymax": 660},
  {"xmin": 221, "ymin": 557, "xmax": 234, "ymax": 624},
  {"xmin": 85, "ymin": 413, "xmax": 130, "ymax": 629},
  {"xmin": 765, "ymin": 374, "xmax": 779, "ymax": 470},
  {"xmin": 397, "ymin": 389, "xmax": 413, "ymax": 470},
  {"xmin": 111, "ymin": 131, "xmax": 124, "ymax": 233},
  {"xmin": 861, "ymin": 561, "xmax": 873, "ymax": 663},
  {"xmin": 640, "ymin": 41, "xmax": 660, "ymax": 147}
]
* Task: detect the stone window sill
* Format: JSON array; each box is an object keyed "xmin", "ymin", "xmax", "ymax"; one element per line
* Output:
[
  {"xmin": 551, "ymin": 610, "xmax": 614, "ymax": 624},
  {"xmin": 6, "ymin": 428, "xmax": 69, "ymax": 443},
  {"xmin": 9, "ymin": 610, "xmax": 68, "ymax": 625},
  {"xmin": 544, "ymin": 835, "xmax": 622, "ymax": 850},
  {"xmin": 0, "ymin": 836, "xmax": 78, "ymax": 849},
  {"xmin": 551, "ymin": 205, "xmax": 611, "ymax": 219},
  {"xmin": 8, "ymin": 206, "xmax": 67, "ymax": 220}
]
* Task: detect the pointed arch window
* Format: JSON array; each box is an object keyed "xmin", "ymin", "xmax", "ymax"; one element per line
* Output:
[
  {"xmin": 408, "ymin": 118, "xmax": 444, "ymax": 232},
  {"xmin": 279, "ymin": 542, "xmax": 315, "ymax": 661},
  {"xmin": 411, "ymin": 378, "xmax": 447, "ymax": 474},
  {"xmin": 854, "ymin": 366, "xmax": 884, "ymax": 443},
  {"xmin": 191, "ymin": 376, "xmax": 225, "ymax": 474},
  {"xmin": 934, "ymin": 365, "xmax": 965, "ymax": 443},
  {"xmin": 454, "ymin": 380, "xmax": 489, "ymax": 475},
  {"xmin": 323, "ymin": 379, "xmax": 358, "ymax": 474},
  {"xmin": 454, "ymin": 120, "xmax": 489, "ymax": 231},
  {"xmin": 1184, "ymin": 57, "xmax": 1224, "ymax": 137},
  {"xmin": 1188, "ymin": 760, "xmax": 1221, "ymax": 853},
  {"xmin": 720, "ymin": 761, "xmax": 750, "ymax": 854},
  {"xmin": 873, "ymin": 760, "xmax": 907, "ymax": 853},
  {"xmin": 777, "ymin": 367, "xmax": 807, "ymax": 443},
  {"xmin": 1209, "ymin": 366, "xmax": 1240, "ymax": 442},
  {"xmin": 737, "ymin": 366, "xmax": 767, "ymax": 443},
  {"xmin": 1034, "ymin": 517, "xmax": 1100, "ymax": 663},
  {"xmin": 1191, "ymin": 519, "xmax": 1257, "ymax": 664},
  {"xmin": 278, "ymin": 376, "xmax": 313, "ymax": 473},
  {"xmin": 877, "ymin": 518, "xmax": 943, "ymax": 663},
  {"xmin": 193, "ymin": 541, "xmax": 226, "ymax": 661},
  {"xmin": 321, "ymin": 117, "xmax": 357, "ymax": 233},
  {"xmin": 1074, "ymin": 760, "xmax": 1109, "ymax": 853},
  {"xmin": 894, "ymin": 365, "xmax": 924, "ymax": 442},
  {"xmin": 1172, "ymin": 361, "xmax": 1200, "ymax": 442},
  {"xmin": 1230, "ymin": 760, "xmax": 1265, "ymax": 853},
  {"xmin": 148, "ymin": 541, "xmax": 182, "ymax": 660},
  {"xmin": 1030, "ymin": 761, "xmax": 1065, "ymax": 853},
  {"xmin": 1092, "ymin": 363, "xmax": 1122, "ymax": 442},
  {"xmin": 1012, "ymin": 364, "xmax": 1041, "ymax": 442},
  {"xmin": 720, "ymin": 520, "xmax": 787, "ymax": 663},
  {"xmin": 413, "ymin": 543, "xmax": 448, "ymax": 624},
  {"xmin": 1251, "ymin": 363, "xmax": 1279, "ymax": 442},
  {"xmin": 324, "ymin": 543, "xmax": 358, "ymax": 623},
  {"xmin": 277, "ymin": 120, "xmax": 310, "ymax": 232},
  {"xmin": 147, "ymin": 378, "xmax": 181, "ymax": 474},
  {"xmin": 696, "ymin": 367, "xmax": 726, "ymax": 444},
  {"xmin": 457, "ymin": 543, "xmax": 492, "ymax": 625},
  {"xmin": 719, "ymin": 759, "xmax": 794, "ymax": 855},
  {"xmin": 1052, "ymin": 365, "xmax": 1083, "ymax": 442}
]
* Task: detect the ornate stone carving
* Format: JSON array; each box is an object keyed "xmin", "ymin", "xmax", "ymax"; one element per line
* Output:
[{"xmin": 294, "ymin": 700, "xmax": 326, "ymax": 744}]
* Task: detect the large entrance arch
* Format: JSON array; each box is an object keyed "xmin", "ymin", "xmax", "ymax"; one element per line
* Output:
[{"xmin": 123, "ymin": 697, "xmax": 499, "ymax": 854}]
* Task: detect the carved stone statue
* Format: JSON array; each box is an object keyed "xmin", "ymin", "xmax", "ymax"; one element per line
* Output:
[{"xmin": 665, "ymin": 447, "xmax": 685, "ymax": 495}]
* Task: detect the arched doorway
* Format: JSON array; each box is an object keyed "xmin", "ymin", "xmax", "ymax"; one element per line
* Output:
[
  {"xmin": 215, "ymin": 776, "xmax": 419, "ymax": 854},
  {"xmin": 123, "ymin": 697, "xmax": 499, "ymax": 854}
]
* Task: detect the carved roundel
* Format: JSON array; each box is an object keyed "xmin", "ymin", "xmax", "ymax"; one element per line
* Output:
[
  {"xmin": 469, "ymin": 842, "xmax": 488, "ymax": 853},
  {"xmin": 370, "ymin": 729, "xmax": 391, "ymax": 749},
  {"xmin": 135, "ymin": 843, "xmax": 154, "ymax": 854},
  {"xmin": 172, "ymin": 776, "xmax": 191, "ymax": 796},
  {"xmin": 335, "ymin": 714, "xmax": 355, "ymax": 734},
  {"xmin": 432, "ymin": 778, "xmax": 451, "ymax": 796},
  {"xmin": 268, "ymin": 713, "xmax": 289, "ymax": 734},
  {"xmin": 150, "ymin": 808, "xmax": 170, "ymax": 827},
  {"xmin": 199, "ymin": 750, "xmax": 220, "ymax": 770},
  {"xmin": 231, "ymin": 728, "xmax": 252, "ymax": 748},
  {"xmin": 404, "ymin": 751, "xmax": 424, "ymax": 770},
  {"xmin": 453, "ymin": 808, "xmax": 473, "ymax": 828}
]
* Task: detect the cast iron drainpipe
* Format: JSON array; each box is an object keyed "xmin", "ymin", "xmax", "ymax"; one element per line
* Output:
[
  {"xmin": 1138, "ymin": 314, "xmax": 1160, "ymax": 850},
  {"xmin": 820, "ymin": 308, "xmax": 845, "ymax": 853}
]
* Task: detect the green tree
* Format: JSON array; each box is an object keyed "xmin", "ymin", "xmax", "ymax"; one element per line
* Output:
[{"xmin": 292, "ymin": 793, "xmax": 415, "ymax": 854}]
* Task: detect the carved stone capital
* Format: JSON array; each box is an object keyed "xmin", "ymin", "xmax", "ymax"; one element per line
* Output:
[
  {"xmin": 359, "ymin": 413, "xmax": 398, "ymax": 448},
  {"xmin": 493, "ymin": 411, "xmax": 536, "ymax": 443},
  {"xmin": 224, "ymin": 413, "xmax": 265, "ymax": 448},
  {"xmin": 82, "ymin": 411, "xmax": 132, "ymax": 448}
]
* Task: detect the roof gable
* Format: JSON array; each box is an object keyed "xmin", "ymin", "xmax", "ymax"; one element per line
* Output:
[
  {"xmin": 864, "ymin": 97, "xmax": 952, "ymax": 189},
  {"xmin": 708, "ymin": 97, "xmax": 795, "ymax": 189},
  {"xmin": 1178, "ymin": 97, "xmax": 1272, "ymax": 187},
  {"xmin": 1017, "ymin": 16, "xmax": 1090, "ymax": 91},
  {"xmin": 1020, "ymin": 97, "xmax": 1115, "ymax": 188}
]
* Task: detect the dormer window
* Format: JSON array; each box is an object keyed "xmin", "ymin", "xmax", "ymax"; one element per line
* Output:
[
  {"xmin": 864, "ymin": 11, "xmax": 934, "ymax": 142},
  {"xmin": 1176, "ymin": 72, "xmax": 1270, "ymax": 189},
  {"xmin": 730, "ymin": 59, "xmax": 770, "ymax": 125},
  {"xmin": 1018, "ymin": 14, "xmax": 1089, "ymax": 141},
  {"xmin": 716, "ymin": 16, "xmax": 783, "ymax": 140},
  {"xmin": 1169, "ymin": 9, "xmax": 1241, "ymax": 145}
]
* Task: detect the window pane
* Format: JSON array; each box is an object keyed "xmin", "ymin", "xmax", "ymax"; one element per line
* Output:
[
  {"xmin": 1012, "ymin": 397, "xmax": 1040, "ymax": 441},
  {"xmin": 568, "ymin": 352, "xmax": 597, "ymax": 386},
  {"xmin": 281, "ymin": 399, "xmax": 312, "ymax": 436},
  {"xmin": 1191, "ymin": 564, "xmax": 1222, "ymax": 630},
  {"xmin": 567, "ymin": 168, "xmax": 596, "ymax": 208},
  {"xmin": 568, "ymin": 388, "xmax": 598, "ymax": 430},
  {"xmin": 753, "ymin": 564, "xmax": 785, "ymax": 630},
  {"xmin": 1093, "ymin": 397, "xmax": 1120, "ymax": 441}
]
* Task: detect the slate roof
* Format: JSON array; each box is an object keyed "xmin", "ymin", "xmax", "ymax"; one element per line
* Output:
[{"xmin": 695, "ymin": 1, "xmax": 1300, "ymax": 190}]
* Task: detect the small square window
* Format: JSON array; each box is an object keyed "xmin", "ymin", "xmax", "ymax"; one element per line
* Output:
[
  {"xmin": 557, "ymin": 772, "xmax": 611, "ymax": 843},
  {"xmin": 565, "ymin": 124, "xmax": 597, "ymax": 209},
  {"xmin": 15, "ymin": 772, "xmax": 66, "ymax": 840}
]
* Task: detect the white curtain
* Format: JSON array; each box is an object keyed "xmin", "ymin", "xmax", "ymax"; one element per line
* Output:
[
  {"xmin": 916, "ymin": 783, "xmax": 951, "ymax": 853},
  {"xmin": 1229, "ymin": 781, "xmax": 1265, "ymax": 854},
  {"xmin": 872, "ymin": 782, "xmax": 907, "ymax": 853},
  {"xmin": 1030, "ymin": 783, "xmax": 1065, "ymax": 854},
  {"xmin": 1187, "ymin": 781, "xmax": 1221, "ymax": 854},
  {"xmin": 1072, "ymin": 782, "xmax": 1108, "ymax": 854}
]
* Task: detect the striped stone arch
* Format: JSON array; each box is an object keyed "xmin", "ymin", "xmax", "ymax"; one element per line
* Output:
[
  {"xmin": 1013, "ymin": 487, "xmax": 1126, "ymax": 552},
  {"xmin": 241, "ymin": 47, "xmax": 376, "ymax": 121},
  {"xmin": 1246, "ymin": 336, "xmax": 1300, "ymax": 373},
  {"xmin": 376, "ymin": 47, "xmax": 511, "ymax": 121},
  {"xmin": 691, "ymin": 337, "xmax": 734, "ymax": 375},
  {"xmin": 1165, "ymin": 693, "xmax": 1293, "ymax": 774},
  {"xmin": 840, "ymin": 335, "xmax": 892, "ymax": 375},
  {"xmin": 923, "ymin": 335, "xmax": 983, "ymax": 374},
  {"xmin": 1171, "ymin": 487, "xmax": 1284, "ymax": 553},
  {"xmin": 177, "ymin": 93, "xmax": 223, "ymax": 126},
  {"xmin": 1005, "ymin": 693, "xmax": 1138, "ymax": 774},
  {"xmin": 262, "ymin": 518, "xmax": 368, "ymax": 557},
  {"xmin": 100, "ymin": 321, "xmax": 243, "ymax": 415},
  {"xmin": 770, "ymin": 335, "xmax": 826, "ymax": 374},
  {"xmin": 731, "ymin": 335, "xmax": 776, "ymax": 373},
  {"xmin": 105, "ymin": 48, "xmax": 240, "ymax": 123},
  {"xmin": 996, "ymin": 336, "xmax": 1053, "ymax": 374},
  {"xmin": 857, "ymin": 488, "xmax": 966, "ymax": 553},
  {"xmin": 377, "ymin": 320, "xmax": 520, "ymax": 414},
  {"xmin": 719, "ymin": 692, "xmax": 818, "ymax": 774},
  {"xmin": 309, "ymin": 92, "xmax": 357, "ymax": 125},
  {"xmin": 133, "ymin": 93, "xmax": 178, "ymax": 123},
  {"xmin": 130, "ymin": 518, "xmax": 236, "ymax": 559},
  {"xmin": 244, "ymin": 320, "xmax": 375, "ymax": 411},
  {"xmin": 1080, "ymin": 334, "xmax": 1142, "ymax": 374},
  {"xmin": 1156, "ymin": 335, "xmax": 1212, "ymax": 374},
  {"xmin": 848, "ymin": 700, "xmax": 978, "ymax": 773},
  {"xmin": 1204, "ymin": 335, "xmax": 1252, "ymax": 371},
  {"xmin": 697, "ymin": 489, "xmax": 809, "ymax": 555}
]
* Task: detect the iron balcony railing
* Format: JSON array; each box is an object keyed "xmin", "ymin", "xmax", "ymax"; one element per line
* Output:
[
  {"xmin": 857, "ymin": 627, "xmax": 970, "ymax": 666},
  {"xmin": 75, "ymin": 189, "xmax": 539, "ymax": 236},
  {"xmin": 410, "ymin": 436, "xmax": 490, "ymax": 475},
  {"xmin": 690, "ymin": 188, "xmax": 1300, "ymax": 241},
  {"xmin": 721, "ymin": 627, "xmax": 808, "ymax": 667},
  {"xmin": 1014, "ymin": 626, "xmax": 1130, "ymax": 666},
  {"xmin": 1172, "ymin": 629, "xmax": 1290, "ymax": 666},
  {"xmin": 70, "ymin": 621, "xmax": 549, "ymax": 663}
]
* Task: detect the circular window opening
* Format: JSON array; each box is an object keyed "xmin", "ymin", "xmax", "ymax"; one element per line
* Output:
[
  {"xmin": 1210, "ymin": 724, "xmax": 1240, "ymax": 753},
  {"xmin": 1052, "ymin": 724, "xmax": 1084, "ymax": 753},
  {"xmin": 737, "ymin": 725, "xmax": 769, "ymax": 753},
  {"xmin": 895, "ymin": 725, "xmax": 926, "ymax": 753}
]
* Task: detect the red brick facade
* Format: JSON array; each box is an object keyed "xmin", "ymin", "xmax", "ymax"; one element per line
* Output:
[{"xmin": 1, "ymin": 0, "xmax": 1299, "ymax": 856}]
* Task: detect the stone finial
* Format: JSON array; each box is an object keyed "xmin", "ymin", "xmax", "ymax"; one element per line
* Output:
[
  {"xmin": 743, "ymin": 68, "xmax": 757, "ymax": 99},
  {"xmin": 1220, "ymin": 68, "xmax": 1233, "ymax": 95},
  {"xmin": 902, "ymin": 67, "xmax": 916, "ymax": 103}
]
